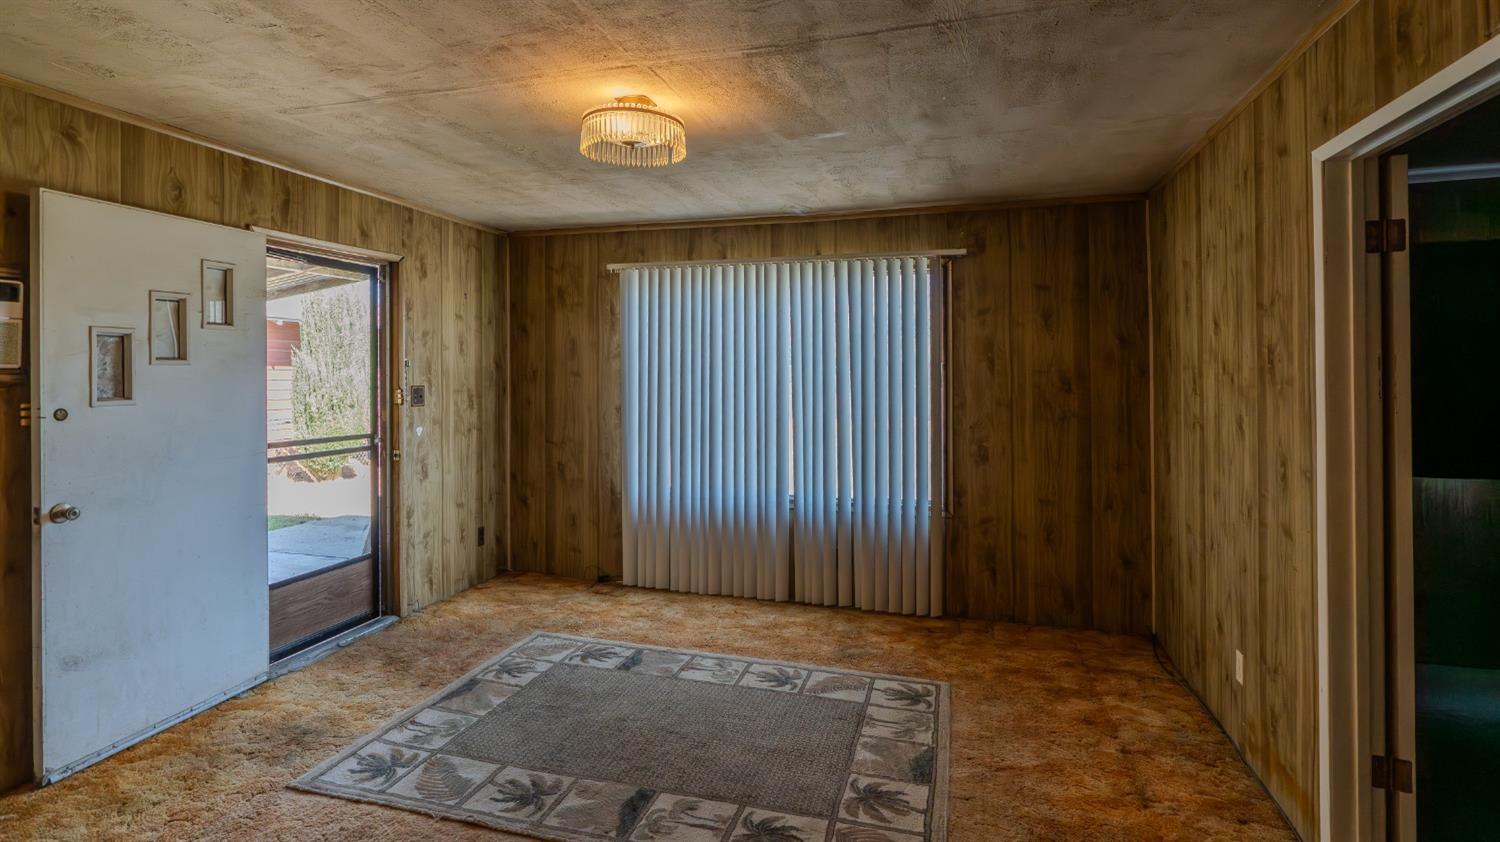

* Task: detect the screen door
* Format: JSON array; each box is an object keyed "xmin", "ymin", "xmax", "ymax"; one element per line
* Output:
[
  {"xmin": 265, "ymin": 247, "xmax": 383, "ymax": 658},
  {"xmin": 31, "ymin": 189, "xmax": 269, "ymax": 783}
]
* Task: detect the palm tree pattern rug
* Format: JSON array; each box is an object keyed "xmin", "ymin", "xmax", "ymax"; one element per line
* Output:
[{"xmin": 292, "ymin": 632, "xmax": 950, "ymax": 841}]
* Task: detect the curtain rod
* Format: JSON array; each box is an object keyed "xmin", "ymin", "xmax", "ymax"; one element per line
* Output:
[{"xmin": 606, "ymin": 249, "xmax": 966, "ymax": 272}]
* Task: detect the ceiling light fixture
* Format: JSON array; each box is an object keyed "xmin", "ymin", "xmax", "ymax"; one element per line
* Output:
[{"xmin": 579, "ymin": 95, "xmax": 687, "ymax": 168}]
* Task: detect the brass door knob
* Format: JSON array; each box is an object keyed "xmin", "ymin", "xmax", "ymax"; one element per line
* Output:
[{"xmin": 47, "ymin": 503, "xmax": 80, "ymax": 523}]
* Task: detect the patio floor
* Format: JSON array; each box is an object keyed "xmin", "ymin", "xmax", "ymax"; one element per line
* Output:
[{"xmin": 268, "ymin": 515, "xmax": 371, "ymax": 585}]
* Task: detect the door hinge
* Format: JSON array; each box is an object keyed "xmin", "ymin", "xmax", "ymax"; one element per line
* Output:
[
  {"xmin": 394, "ymin": 386, "xmax": 405, "ymax": 406},
  {"xmin": 1365, "ymin": 219, "xmax": 1408, "ymax": 253},
  {"xmin": 1372, "ymin": 755, "xmax": 1414, "ymax": 793}
]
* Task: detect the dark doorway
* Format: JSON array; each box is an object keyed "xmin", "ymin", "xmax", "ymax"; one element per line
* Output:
[{"xmin": 1395, "ymin": 93, "xmax": 1500, "ymax": 840}]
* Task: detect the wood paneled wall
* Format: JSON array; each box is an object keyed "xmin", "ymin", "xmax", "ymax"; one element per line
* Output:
[
  {"xmin": 1150, "ymin": 1, "xmax": 1500, "ymax": 836},
  {"xmin": 508, "ymin": 202, "xmax": 1151, "ymax": 632},
  {"xmin": 0, "ymin": 79, "xmax": 508, "ymax": 791}
]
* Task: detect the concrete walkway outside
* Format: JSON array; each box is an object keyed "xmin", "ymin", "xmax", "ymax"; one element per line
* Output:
[{"xmin": 268, "ymin": 515, "xmax": 371, "ymax": 585}]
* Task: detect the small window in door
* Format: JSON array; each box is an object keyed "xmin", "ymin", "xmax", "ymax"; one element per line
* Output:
[
  {"xmin": 149, "ymin": 290, "xmax": 190, "ymax": 364},
  {"xmin": 202, "ymin": 260, "xmax": 235, "ymax": 328},
  {"xmin": 89, "ymin": 325, "xmax": 135, "ymax": 406}
]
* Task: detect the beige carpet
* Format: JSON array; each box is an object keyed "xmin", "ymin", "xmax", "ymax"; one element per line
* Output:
[{"xmin": 0, "ymin": 572, "xmax": 1295, "ymax": 841}]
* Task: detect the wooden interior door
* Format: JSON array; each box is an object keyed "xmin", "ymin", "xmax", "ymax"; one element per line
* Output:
[{"xmin": 31, "ymin": 189, "xmax": 269, "ymax": 783}]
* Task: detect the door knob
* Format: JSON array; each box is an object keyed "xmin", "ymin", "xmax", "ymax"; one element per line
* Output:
[{"xmin": 47, "ymin": 503, "xmax": 81, "ymax": 524}]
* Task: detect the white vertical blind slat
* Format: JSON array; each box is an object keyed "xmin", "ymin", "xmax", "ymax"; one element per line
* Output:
[
  {"xmin": 727, "ymin": 264, "xmax": 739, "ymax": 596},
  {"xmin": 773, "ymin": 263, "xmax": 792, "ymax": 601},
  {"xmin": 685, "ymin": 265, "xmax": 702, "ymax": 594},
  {"xmin": 747, "ymin": 263, "xmax": 763, "ymax": 598},
  {"xmin": 803, "ymin": 259, "xmax": 822, "ymax": 604},
  {"xmin": 638, "ymin": 266, "xmax": 654, "ymax": 588},
  {"xmin": 819, "ymin": 260, "xmax": 839, "ymax": 604},
  {"xmin": 789, "ymin": 261, "xmax": 809, "ymax": 601},
  {"xmin": 928, "ymin": 260, "xmax": 946, "ymax": 616},
  {"xmin": 891, "ymin": 257, "xmax": 908, "ymax": 613},
  {"xmin": 857, "ymin": 261, "xmax": 877, "ymax": 610},
  {"xmin": 874, "ymin": 257, "xmax": 892, "ymax": 612},
  {"xmin": 668, "ymin": 265, "xmax": 683, "ymax": 592},
  {"xmin": 708, "ymin": 265, "xmax": 725, "ymax": 595},
  {"xmin": 835, "ymin": 260, "xmax": 855, "ymax": 607},
  {"xmin": 619, "ymin": 256, "xmax": 943, "ymax": 616},
  {"xmin": 738, "ymin": 262, "xmax": 756, "ymax": 597},
  {"xmin": 901, "ymin": 257, "xmax": 920, "ymax": 615},
  {"xmin": 647, "ymin": 266, "xmax": 665, "ymax": 588},
  {"xmin": 753, "ymin": 265, "xmax": 769, "ymax": 599},
  {"xmin": 622, "ymin": 268, "xmax": 640, "ymax": 587}
]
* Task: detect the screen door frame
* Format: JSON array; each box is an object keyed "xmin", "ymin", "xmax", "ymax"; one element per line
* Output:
[{"xmin": 264, "ymin": 241, "xmax": 393, "ymax": 661}]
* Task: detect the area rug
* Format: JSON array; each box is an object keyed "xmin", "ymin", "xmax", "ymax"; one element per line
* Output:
[{"xmin": 292, "ymin": 632, "xmax": 951, "ymax": 841}]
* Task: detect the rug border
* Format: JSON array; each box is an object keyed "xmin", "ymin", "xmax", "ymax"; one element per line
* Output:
[{"xmin": 289, "ymin": 630, "xmax": 952, "ymax": 841}]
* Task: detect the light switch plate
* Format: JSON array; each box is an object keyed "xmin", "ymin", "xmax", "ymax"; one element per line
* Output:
[{"xmin": 1235, "ymin": 649, "xmax": 1245, "ymax": 685}]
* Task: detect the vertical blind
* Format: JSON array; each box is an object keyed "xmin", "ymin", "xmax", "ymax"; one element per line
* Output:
[{"xmin": 621, "ymin": 256, "xmax": 945, "ymax": 616}]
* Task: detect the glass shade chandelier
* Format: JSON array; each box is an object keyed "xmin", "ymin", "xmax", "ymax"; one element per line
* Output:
[{"xmin": 579, "ymin": 95, "xmax": 687, "ymax": 168}]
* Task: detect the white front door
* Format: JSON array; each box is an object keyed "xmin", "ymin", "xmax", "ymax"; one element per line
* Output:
[{"xmin": 31, "ymin": 189, "xmax": 269, "ymax": 783}]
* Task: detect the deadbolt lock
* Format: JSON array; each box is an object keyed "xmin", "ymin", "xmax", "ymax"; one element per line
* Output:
[{"xmin": 47, "ymin": 503, "xmax": 81, "ymax": 524}]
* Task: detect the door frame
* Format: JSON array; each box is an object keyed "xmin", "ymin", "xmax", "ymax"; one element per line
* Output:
[
  {"xmin": 1312, "ymin": 32, "xmax": 1500, "ymax": 842},
  {"xmin": 255, "ymin": 228, "xmax": 405, "ymax": 632}
]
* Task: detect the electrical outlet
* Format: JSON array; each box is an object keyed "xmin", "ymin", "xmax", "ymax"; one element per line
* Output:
[{"xmin": 1235, "ymin": 649, "xmax": 1245, "ymax": 685}]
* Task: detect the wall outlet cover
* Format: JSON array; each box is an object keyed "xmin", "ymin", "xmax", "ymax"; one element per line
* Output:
[{"xmin": 410, "ymin": 384, "xmax": 427, "ymax": 407}]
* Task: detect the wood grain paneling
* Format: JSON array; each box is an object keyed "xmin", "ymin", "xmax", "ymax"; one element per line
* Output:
[
  {"xmin": 1252, "ymin": 57, "xmax": 1318, "ymax": 824},
  {"xmin": 0, "ymin": 79, "xmax": 507, "ymax": 791},
  {"xmin": 1010, "ymin": 207, "xmax": 1093, "ymax": 628},
  {"xmin": 1153, "ymin": 159, "xmax": 1205, "ymax": 698},
  {"xmin": 1150, "ymin": 0, "xmax": 1500, "ymax": 835},
  {"xmin": 1199, "ymin": 113, "xmax": 1258, "ymax": 748},
  {"xmin": 510, "ymin": 202, "xmax": 1150, "ymax": 632},
  {"xmin": 397, "ymin": 210, "xmax": 449, "ymax": 611},
  {"xmin": 1087, "ymin": 202, "xmax": 1152, "ymax": 635},
  {"xmin": 509, "ymin": 236, "xmax": 548, "ymax": 572},
  {"xmin": 546, "ymin": 234, "xmax": 599, "ymax": 583},
  {"xmin": 0, "ymin": 378, "xmax": 24, "ymax": 781},
  {"xmin": 0, "ymin": 86, "xmax": 120, "ymax": 203},
  {"xmin": 119, "ymin": 124, "xmax": 226, "ymax": 221},
  {"xmin": 481, "ymin": 233, "xmax": 508, "ymax": 580},
  {"xmin": 946, "ymin": 212, "xmax": 1012, "ymax": 621},
  {"xmin": 443, "ymin": 221, "xmax": 480, "ymax": 599}
]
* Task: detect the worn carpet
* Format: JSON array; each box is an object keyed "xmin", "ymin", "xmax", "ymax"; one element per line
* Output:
[
  {"xmin": 0, "ymin": 572, "xmax": 1295, "ymax": 841},
  {"xmin": 293, "ymin": 633, "xmax": 951, "ymax": 841}
]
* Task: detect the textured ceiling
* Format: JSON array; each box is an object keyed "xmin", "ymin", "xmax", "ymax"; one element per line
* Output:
[{"xmin": 0, "ymin": 1, "xmax": 1332, "ymax": 230}]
